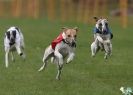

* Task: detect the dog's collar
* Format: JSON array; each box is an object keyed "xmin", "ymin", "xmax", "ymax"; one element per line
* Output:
[
  {"xmin": 62, "ymin": 39, "xmax": 76, "ymax": 48},
  {"xmin": 62, "ymin": 39, "xmax": 69, "ymax": 44}
]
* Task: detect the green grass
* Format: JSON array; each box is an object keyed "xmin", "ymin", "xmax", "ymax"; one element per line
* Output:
[{"xmin": 0, "ymin": 18, "xmax": 133, "ymax": 95}]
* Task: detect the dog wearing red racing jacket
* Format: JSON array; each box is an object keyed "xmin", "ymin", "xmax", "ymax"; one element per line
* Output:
[{"xmin": 38, "ymin": 27, "xmax": 78, "ymax": 80}]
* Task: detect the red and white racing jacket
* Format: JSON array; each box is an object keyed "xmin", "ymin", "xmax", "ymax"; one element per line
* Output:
[{"xmin": 51, "ymin": 32, "xmax": 66, "ymax": 50}]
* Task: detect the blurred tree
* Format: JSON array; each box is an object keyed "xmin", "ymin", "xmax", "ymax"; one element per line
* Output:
[
  {"xmin": 34, "ymin": 0, "xmax": 39, "ymax": 19},
  {"xmin": 120, "ymin": 0, "xmax": 128, "ymax": 28},
  {"xmin": 47, "ymin": 0, "xmax": 55, "ymax": 21},
  {"xmin": 0, "ymin": 1, "xmax": 4, "ymax": 17},
  {"xmin": 11, "ymin": 0, "xmax": 22, "ymax": 18}
]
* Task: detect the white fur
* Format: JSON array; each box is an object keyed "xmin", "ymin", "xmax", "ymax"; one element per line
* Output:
[
  {"xmin": 4, "ymin": 27, "xmax": 25, "ymax": 68},
  {"xmin": 91, "ymin": 18, "xmax": 112, "ymax": 59},
  {"xmin": 91, "ymin": 33, "xmax": 112, "ymax": 59},
  {"xmin": 38, "ymin": 32, "xmax": 75, "ymax": 80}
]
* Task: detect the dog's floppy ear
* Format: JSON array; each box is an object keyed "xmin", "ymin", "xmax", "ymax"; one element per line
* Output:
[
  {"xmin": 61, "ymin": 27, "xmax": 68, "ymax": 33},
  {"xmin": 15, "ymin": 27, "xmax": 19, "ymax": 31},
  {"xmin": 73, "ymin": 27, "xmax": 78, "ymax": 32},
  {"xmin": 61, "ymin": 27, "xmax": 68, "ymax": 30},
  {"xmin": 93, "ymin": 17, "xmax": 99, "ymax": 22},
  {"xmin": 6, "ymin": 31, "xmax": 10, "ymax": 39}
]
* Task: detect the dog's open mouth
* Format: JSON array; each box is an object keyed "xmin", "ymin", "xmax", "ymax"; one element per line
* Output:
[
  {"xmin": 71, "ymin": 42, "xmax": 76, "ymax": 47},
  {"xmin": 64, "ymin": 40, "xmax": 76, "ymax": 47}
]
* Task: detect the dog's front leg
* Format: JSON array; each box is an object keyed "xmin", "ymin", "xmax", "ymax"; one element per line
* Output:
[
  {"xmin": 16, "ymin": 45, "xmax": 25, "ymax": 59},
  {"xmin": 54, "ymin": 50, "xmax": 63, "ymax": 80},
  {"xmin": 103, "ymin": 39, "xmax": 112, "ymax": 59},
  {"xmin": 91, "ymin": 41, "xmax": 98, "ymax": 57},
  {"xmin": 66, "ymin": 52, "xmax": 75, "ymax": 64},
  {"xmin": 5, "ymin": 49, "xmax": 9, "ymax": 68},
  {"xmin": 54, "ymin": 50, "xmax": 63, "ymax": 65}
]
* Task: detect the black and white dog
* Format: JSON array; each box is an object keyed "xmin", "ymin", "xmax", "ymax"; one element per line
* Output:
[
  {"xmin": 4, "ymin": 26, "xmax": 25, "ymax": 68},
  {"xmin": 91, "ymin": 17, "xmax": 112, "ymax": 59}
]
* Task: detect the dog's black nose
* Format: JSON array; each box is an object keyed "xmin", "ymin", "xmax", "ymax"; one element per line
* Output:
[
  {"xmin": 11, "ymin": 38, "xmax": 15, "ymax": 42},
  {"xmin": 10, "ymin": 38, "xmax": 15, "ymax": 46},
  {"xmin": 71, "ymin": 42, "xmax": 76, "ymax": 47}
]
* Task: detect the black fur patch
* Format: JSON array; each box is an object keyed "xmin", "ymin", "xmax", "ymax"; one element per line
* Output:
[
  {"xmin": 6, "ymin": 31, "xmax": 10, "ymax": 40},
  {"xmin": 12, "ymin": 30, "xmax": 16, "ymax": 38},
  {"xmin": 15, "ymin": 27, "xmax": 19, "ymax": 31},
  {"xmin": 71, "ymin": 42, "xmax": 76, "ymax": 47}
]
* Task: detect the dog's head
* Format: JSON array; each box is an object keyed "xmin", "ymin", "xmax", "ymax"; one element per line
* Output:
[
  {"xmin": 6, "ymin": 27, "xmax": 18, "ymax": 46},
  {"xmin": 62, "ymin": 27, "xmax": 78, "ymax": 47},
  {"xmin": 94, "ymin": 17, "xmax": 108, "ymax": 33}
]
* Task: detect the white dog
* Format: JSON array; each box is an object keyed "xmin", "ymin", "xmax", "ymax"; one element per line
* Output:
[
  {"xmin": 91, "ymin": 17, "xmax": 112, "ymax": 59},
  {"xmin": 38, "ymin": 27, "xmax": 78, "ymax": 80},
  {"xmin": 4, "ymin": 26, "xmax": 25, "ymax": 68}
]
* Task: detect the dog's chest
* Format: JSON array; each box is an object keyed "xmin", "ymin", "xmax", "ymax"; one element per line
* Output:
[
  {"xmin": 10, "ymin": 45, "xmax": 16, "ymax": 51},
  {"xmin": 58, "ymin": 43, "xmax": 71, "ymax": 56}
]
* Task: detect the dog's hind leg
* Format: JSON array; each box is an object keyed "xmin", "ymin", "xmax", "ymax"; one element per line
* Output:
[
  {"xmin": 38, "ymin": 55, "xmax": 49, "ymax": 71},
  {"xmin": 38, "ymin": 46, "xmax": 54, "ymax": 71},
  {"xmin": 21, "ymin": 47, "xmax": 26, "ymax": 61},
  {"xmin": 109, "ymin": 43, "xmax": 112, "ymax": 56}
]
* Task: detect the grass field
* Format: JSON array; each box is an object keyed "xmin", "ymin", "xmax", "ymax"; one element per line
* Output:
[{"xmin": 0, "ymin": 18, "xmax": 133, "ymax": 95}]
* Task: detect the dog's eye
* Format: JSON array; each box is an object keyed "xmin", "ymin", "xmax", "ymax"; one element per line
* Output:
[
  {"xmin": 99, "ymin": 23, "xmax": 102, "ymax": 26},
  {"xmin": 68, "ymin": 35, "xmax": 71, "ymax": 37}
]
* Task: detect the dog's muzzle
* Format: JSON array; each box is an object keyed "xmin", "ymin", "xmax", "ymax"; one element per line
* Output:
[
  {"xmin": 9, "ymin": 38, "xmax": 15, "ymax": 46},
  {"xmin": 71, "ymin": 41, "xmax": 76, "ymax": 47},
  {"xmin": 63, "ymin": 39, "xmax": 76, "ymax": 47}
]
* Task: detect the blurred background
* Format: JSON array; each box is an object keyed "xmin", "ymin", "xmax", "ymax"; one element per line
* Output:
[
  {"xmin": 0, "ymin": 0, "xmax": 132, "ymax": 28},
  {"xmin": 0, "ymin": 1, "xmax": 133, "ymax": 95}
]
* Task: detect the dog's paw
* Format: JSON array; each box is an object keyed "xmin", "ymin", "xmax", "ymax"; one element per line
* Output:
[
  {"xmin": 56, "ymin": 76, "xmax": 60, "ymax": 80},
  {"xmin": 5, "ymin": 65, "xmax": 8, "ymax": 68},
  {"xmin": 91, "ymin": 54, "xmax": 95, "ymax": 57},
  {"xmin": 38, "ymin": 66, "xmax": 44, "ymax": 72},
  {"xmin": 104, "ymin": 56, "xmax": 108, "ymax": 60}
]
